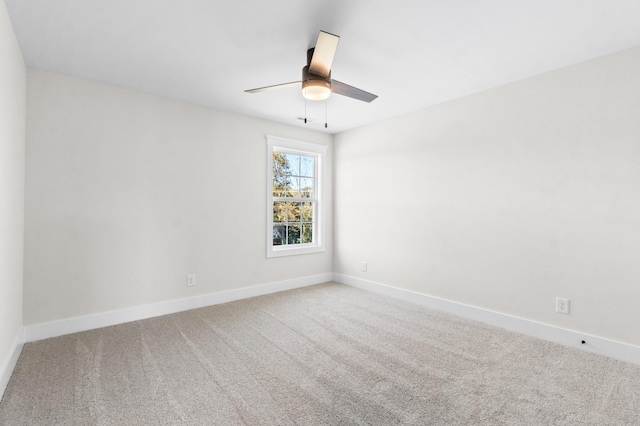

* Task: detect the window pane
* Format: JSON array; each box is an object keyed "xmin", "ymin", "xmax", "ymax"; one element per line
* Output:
[
  {"xmin": 273, "ymin": 225, "xmax": 285, "ymax": 246},
  {"xmin": 273, "ymin": 152, "xmax": 288, "ymax": 175},
  {"xmin": 273, "ymin": 186, "xmax": 286, "ymax": 197},
  {"xmin": 273, "ymin": 202, "xmax": 287, "ymax": 222},
  {"xmin": 301, "ymin": 224, "xmax": 313, "ymax": 243},
  {"xmin": 301, "ymin": 202, "xmax": 313, "ymax": 222},
  {"xmin": 273, "ymin": 152, "xmax": 290, "ymax": 197},
  {"xmin": 300, "ymin": 155, "xmax": 314, "ymax": 177},
  {"xmin": 286, "ymin": 177, "xmax": 299, "ymax": 197},
  {"xmin": 287, "ymin": 225, "xmax": 301, "ymax": 244},
  {"xmin": 286, "ymin": 154, "xmax": 300, "ymax": 176},
  {"xmin": 300, "ymin": 178, "xmax": 313, "ymax": 198},
  {"xmin": 288, "ymin": 202, "xmax": 301, "ymax": 222}
]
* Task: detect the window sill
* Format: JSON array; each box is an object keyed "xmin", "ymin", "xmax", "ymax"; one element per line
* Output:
[{"xmin": 267, "ymin": 244, "xmax": 325, "ymax": 258}]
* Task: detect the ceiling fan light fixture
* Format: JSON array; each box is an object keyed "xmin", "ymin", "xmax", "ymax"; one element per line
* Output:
[{"xmin": 302, "ymin": 79, "xmax": 331, "ymax": 101}]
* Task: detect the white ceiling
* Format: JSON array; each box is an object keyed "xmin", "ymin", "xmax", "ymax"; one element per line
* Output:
[{"xmin": 6, "ymin": 0, "xmax": 640, "ymax": 134}]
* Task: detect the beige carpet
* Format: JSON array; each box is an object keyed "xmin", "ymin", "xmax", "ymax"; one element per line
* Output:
[{"xmin": 1, "ymin": 282, "xmax": 639, "ymax": 425}]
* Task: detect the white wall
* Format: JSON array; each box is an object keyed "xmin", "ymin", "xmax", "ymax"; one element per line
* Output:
[
  {"xmin": 334, "ymin": 47, "xmax": 640, "ymax": 347},
  {"xmin": 17, "ymin": 36, "xmax": 640, "ymax": 350},
  {"xmin": 24, "ymin": 69, "xmax": 332, "ymax": 325},
  {"xmin": 0, "ymin": 0, "xmax": 25, "ymax": 381}
]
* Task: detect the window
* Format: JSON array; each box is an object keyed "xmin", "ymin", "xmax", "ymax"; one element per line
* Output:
[{"xmin": 267, "ymin": 136, "xmax": 326, "ymax": 257}]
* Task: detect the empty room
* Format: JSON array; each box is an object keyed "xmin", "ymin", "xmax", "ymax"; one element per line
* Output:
[{"xmin": 1, "ymin": 0, "xmax": 640, "ymax": 424}]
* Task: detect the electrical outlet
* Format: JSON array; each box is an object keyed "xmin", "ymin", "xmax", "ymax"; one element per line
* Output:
[
  {"xmin": 361, "ymin": 261, "xmax": 367, "ymax": 272},
  {"xmin": 187, "ymin": 274, "xmax": 196, "ymax": 287},
  {"xmin": 556, "ymin": 297, "xmax": 570, "ymax": 315}
]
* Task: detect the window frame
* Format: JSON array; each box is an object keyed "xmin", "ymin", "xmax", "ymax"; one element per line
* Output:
[{"xmin": 266, "ymin": 135, "xmax": 326, "ymax": 258}]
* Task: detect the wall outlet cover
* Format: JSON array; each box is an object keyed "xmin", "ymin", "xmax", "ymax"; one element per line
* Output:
[
  {"xmin": 556, "ymin": 297, "xmax": 570, "ymax": 315},
  {"xmin": 187, "ymin": 274, "xmax": 196, "ymax": 287}
]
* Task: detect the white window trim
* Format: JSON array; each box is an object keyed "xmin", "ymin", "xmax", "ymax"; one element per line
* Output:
[{"xmin": 266, "ymin": 135, "xmax": 327, "ymax": 258}]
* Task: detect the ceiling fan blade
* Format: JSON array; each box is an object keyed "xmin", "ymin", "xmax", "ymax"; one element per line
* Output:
[
  {"xmin": 309, "ymin": 31, "xmax": 339, "ymax": 78},
  {"xmin": 331, "ymin": 80, "xmax": 378, "ymax": 103},
  {"xmin": 245, "ymin": 81, "xmax": 301, "ymax": 93}
]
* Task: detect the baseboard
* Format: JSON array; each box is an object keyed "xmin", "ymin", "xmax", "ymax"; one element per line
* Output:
[
  {"xmin": 0, "ymin": 327, "xmax": 25, "ymax": 400},
  {"xmin": 24, "ymin": 273, "xmax": 334, "ymax": 343},
  {"xmin": 20, "ymin": 271, "xmax": 639, "ymax": 367},
  {"xmin": 334, "ymin": 273, "xmax": 640, "ymax": 366}
]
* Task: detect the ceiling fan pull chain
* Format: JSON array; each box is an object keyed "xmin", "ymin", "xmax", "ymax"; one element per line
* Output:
[
  {"xmin": 325, "ymin": 99, "xmax": 328, "ymax": 128},
  {"xmin": 304, "ymin": 98, "xmax": 307, "ymax": 124}
]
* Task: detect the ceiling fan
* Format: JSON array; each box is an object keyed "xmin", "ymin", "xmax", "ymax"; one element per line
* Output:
[{"xmin": 245, "ymin": 31, "xmax": 378, "ymax": 103}]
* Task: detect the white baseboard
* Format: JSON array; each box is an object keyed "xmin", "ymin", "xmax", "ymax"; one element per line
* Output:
[
  {"xmin": 24, "ymin": 273, "xmax": 334, "ymax": 343},
  {"xmin": 334, "ymin": 273, "xmax": 640, "ymax": 366},
  {"xmin": 15, "ymin": 271, "xmax": 639, "ymax": 384},
  {"xmin": 0, "ymin": 327, "xmax": 25, "ymax": 400}
]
